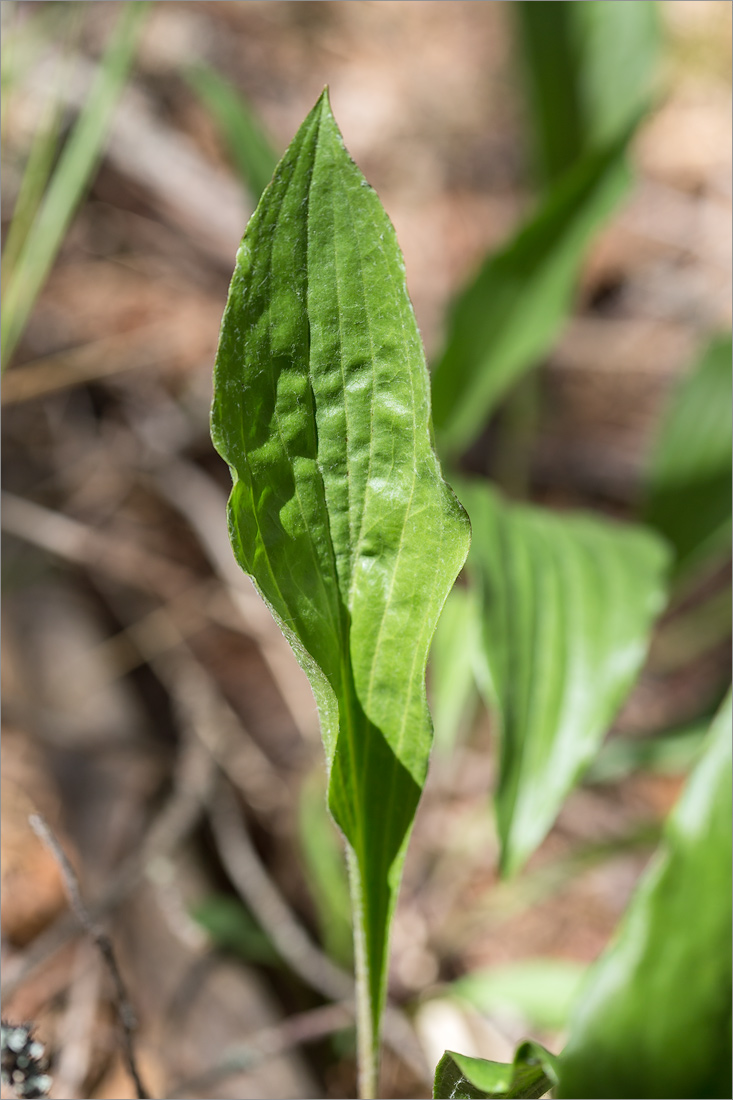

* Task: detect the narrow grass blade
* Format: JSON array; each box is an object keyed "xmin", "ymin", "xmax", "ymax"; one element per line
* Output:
[
  {"xmin": 434, "ymin": 1042, "xmax": 559, "ymax": 1100},
  {"xmin": 1, "ymin": 1, "xmax": 149, "ymax": 368},
  {"xmin": 431, "ymin": 132, "xmax": 631, "ymax": 460},
  {"xmin": 557, "ymin": 692, "xmax": 732, "ymax": 1099},
  {"xmin": 185, "ymin": 63, "xmax": 279, "ymax": 201},
  {"xmin": 211, "ymin": 90, "xmax": 470, "ymax": 1097},
  {"xmin": 643, "ymin": 334, "xmax": 732, "ymax": 582},
  {"xmin": 460, "ymin": 481, "xmax": 669, "ymax": 876}
]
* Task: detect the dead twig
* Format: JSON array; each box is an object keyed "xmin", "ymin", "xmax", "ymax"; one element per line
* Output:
[
  {"xmin": 210, "ymin": 778, "xmax": 353, "ymax": 1003},
  {"xmin": 2, "ymin": 733, "xmax": 213, "ymax": 1004},
  {"xmin": 166, "ymin": 1001, "xmax": 354, "ymax": 1098},
  {"xmin": 2, "ymin": 488, "xmax": 316, "ymax": 741},
  {"xmin": 1, "ymin": 492, "xmax": 194, "ymax": 600},
  {"xmin": 51, "ymin": 941, "xmax": 102, "ymax": 1100},
  {"xmin": 28, "ymin": 815, "xmax": 151, "ymax": 1100},
  {"xmin": 149, "ymin": 456, "xmax": 319, "ymax": 741},
  {"xmin": 0, "ymin": 321, "xmax": 176, "ymax": 406}
]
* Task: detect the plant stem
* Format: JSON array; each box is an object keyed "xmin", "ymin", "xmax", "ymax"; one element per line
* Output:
[{"xmin": 348, "ymin": 848, "xmax": 379, "ymax": 1100}]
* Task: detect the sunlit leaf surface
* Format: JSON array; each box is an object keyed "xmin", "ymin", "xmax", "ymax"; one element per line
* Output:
[{"xmin": 211, "ymin": 89, "xmax": 470, "ymax": 1089}]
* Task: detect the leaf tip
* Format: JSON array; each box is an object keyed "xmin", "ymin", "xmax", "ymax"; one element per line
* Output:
[{"xmin": 315, "ymin": 84, "xmax": 333, "ymax": 116}]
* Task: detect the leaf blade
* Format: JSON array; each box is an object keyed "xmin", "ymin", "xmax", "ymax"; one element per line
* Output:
[
  {"xmin": 644, "ymin": 334, "xmax": 733, "ymax": 581},
  {"xmin": 557, "ymin": 693, "xmax": 733, "ymax": 1099},
  {"xmin": 461, "ymin": 482, "xmax": 669, "ymax": 875},
  {"xmin": 430, "ymin": 134, "xmax": 631, "ymax": 458},
  {"xmin": 211, "ymin": 90, "xmax": 470, "ymax": 1090},
  {"xmin": 514, "ymin": 0, "xmax": 659, "ymax": 187},
  {"xmin": 434, "ymin": 1042, "xmax": 559, "ymax": 1100}
]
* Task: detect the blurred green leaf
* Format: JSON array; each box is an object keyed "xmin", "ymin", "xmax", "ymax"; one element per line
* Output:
[
  {"xmin": 1, "ymin": 91, "xmax": 64, "ymax": 286},
  {"xmin": 429, "ymin": 585, "xmax": 481, "ymax": 756},
  {"xmin": 1, "ymin": 1, "xmax": 148, "ymax": 368},
  {"xmin": 434, "ymin": 1042, "xmax": 559, "ymax": 1100},
  {"xmin": 460, "ymin": 481, "xmax": 669, "ymax": 876},
  {"xmin": 557, "ymin": 692, "xmax": 732, "ymax": 1099},
  {"xmin": 644, "ymin": 335, "xmax": 732, "ymax": 581},
  {"xmin": 298, "ymin": 768, "xmax": 353, "ymax": 968},
  {"xmin": 451, "ymin": 958, "xmax": 586, "ymax": 1032},
  {"xmin": 514, "ymin": 0, "xmax": 660, "ymax": 187},
  {"xmin": 585, "ymin": 718, "xmax": 709, "ymax": 785},
  {"xmin": 185, "ymin": 63, "xmax": 279, "ymax": 201},
  {"xmin": 191, "ymin": 894, "xmax": 280, "ymax": 966},
  {"xmin": 431, "ymin": 133, "xmax": 630, "ymax": 459},
  {"xmin": 1, "ymin": 5, "xmax": 83, "ymax": 281}
]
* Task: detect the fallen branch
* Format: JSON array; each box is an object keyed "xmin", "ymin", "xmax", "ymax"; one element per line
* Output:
[
  {"xmin": 166, "ymin": 1001, "xmax": 354, "ymax": 1098},
  {"xmin": 28, "ymin": 814, "xmax": 150, "ymax": 1100}
]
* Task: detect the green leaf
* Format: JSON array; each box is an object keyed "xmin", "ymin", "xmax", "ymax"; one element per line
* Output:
[
  {"xmin": 557, "ymin": 692, "xmax": 732, "ymax": 1099},
  {"xmin": 1, "ymin": 2, "xmax": 149, "ymax": 367},
  {"xmin": 429, "ymin": 585, "xmax": 481, "ymax": 755},
  {"xmin": 514, "ymin": 0, "xmax": 660, "ymax": 187},
  {"xmin": 585, "ymin": 717, "xmax": 710, "ymax": 785},
  {"xmin": 185, "ymin": 64, "xmax": 279, "ymax": 201},
  {"xmin": 211, "ymin": 89, "xmax": 471, "ymax": 1094},
  {"xmin": 298, "ymin": 767, "xmax": 353, "ymax": 968},
  {"xmin": 452, "ymin": 958, "xmax": 587, "ymax": 1032},
  {"xmin": 460, "ymin": 481, "xmax": 669, "ymax": 876},
  {"xmin": 431, "ymin": 133, "xmax": 631, "ymax": 459},
  {"xmin": 643, "ymin": 335, "xmax": 732, "ymax": 581},
  {"xmin": 434, "ymin": 1042, "xmax": 559, "ymax": 1100}
]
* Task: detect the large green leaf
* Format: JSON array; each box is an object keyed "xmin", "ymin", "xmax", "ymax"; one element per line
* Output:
[
  {"xmin": 211, "ymin": 89, "xmax": 470, "ymax": 1094},
  {"xmin": 434, "ymin": 1042, "xmax": 559, "ymax": 1100},
  {"xmin": 643, "ymin": 335, "xmax": 732, "ymax": 581},
  {"xmin": 431, "ymin": 134, "xmax": 630, "ymax": 459},
  {"xmin": 514, "ymin": 0, "xmax": 660, "ymax": 187},
  {"xmin": 460, "ymin": 482, "xmax": 669, "ymax": 876},
  {"xmin": 557, "ymin": 692, "xmax": 732, "ymax": 1099}
]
